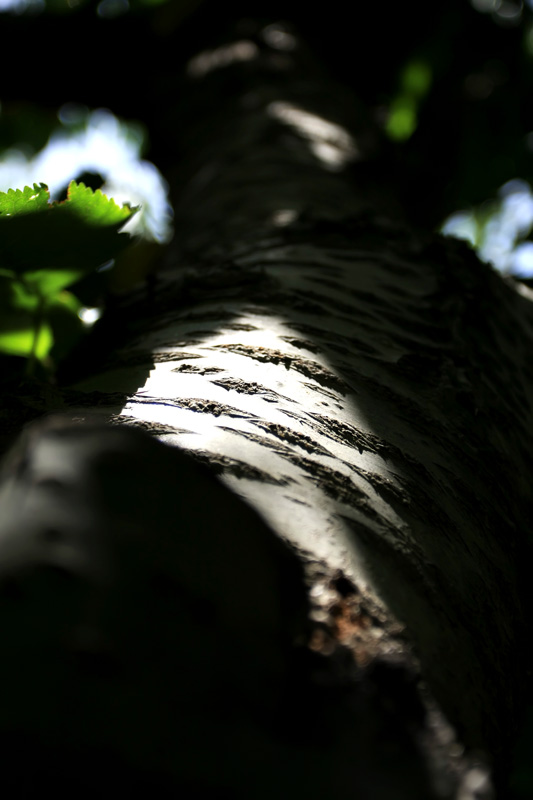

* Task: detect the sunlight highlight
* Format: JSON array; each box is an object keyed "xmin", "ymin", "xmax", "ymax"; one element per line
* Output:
[
  {"xmin": 267, "ymin": 102, "xmax": 359, "ymax": 170},
  {"xmin": 0, "ymin": 0, "xmax": 43, "ymax": 11},
  {"xmin": 261, "ymin": 24, "xmax": 297, "ymax": 51},
  {"xmin": 115, "ymin": 263, "xmax": 424, "ymax": 594},
  {"xmin": 272, "ymin": 209, "xmax": 298, "ymax": 226},
  {"xmin": 470, "ymin": 0, "xmax": 524, "ymax": 25},
  {"xmin": 187, "ymin": 41, "xmax": 259, "ymax": 78},
  {"xmin": 78, "ymin": 307, "xmax": 103, "ymax": 325}
]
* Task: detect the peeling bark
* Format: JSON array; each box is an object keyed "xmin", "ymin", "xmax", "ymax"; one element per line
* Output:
[{"xmin": 1, "ymin": 19, "xmax": 533, "ymax": 799}]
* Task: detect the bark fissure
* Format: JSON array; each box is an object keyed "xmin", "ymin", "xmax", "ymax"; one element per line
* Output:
[{"xmin": 129, "ymin": 394, "xmax": 262, "ymax": 419}]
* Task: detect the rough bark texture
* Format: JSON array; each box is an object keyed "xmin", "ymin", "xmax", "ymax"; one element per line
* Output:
[{"xmin": 1, "ymin": 20, "xmax": 532, "ymax": 800}]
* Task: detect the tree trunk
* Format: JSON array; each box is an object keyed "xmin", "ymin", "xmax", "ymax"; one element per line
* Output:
[{"xmin": 1, "ymin": 20, "xmax": 532, "ymax": 800}]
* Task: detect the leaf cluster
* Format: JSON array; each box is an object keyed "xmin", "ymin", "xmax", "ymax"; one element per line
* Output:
[{"xmin": 0, "ymin": 181, "xmax": 137, "ymax": 374}]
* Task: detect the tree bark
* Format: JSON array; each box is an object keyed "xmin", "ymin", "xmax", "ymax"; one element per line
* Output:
[{"xmin": 1, "ymin": 19, "xmax": 532, "ymax": 799}]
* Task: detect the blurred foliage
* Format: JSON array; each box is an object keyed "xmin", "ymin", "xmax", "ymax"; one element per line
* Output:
[
  {"xmin": 390, "ymin": 3, "xmax": 533, "ymax": 230},
  {"xmin": 386, "ymin": 59, "xmax": 433, "ymax": 142}
]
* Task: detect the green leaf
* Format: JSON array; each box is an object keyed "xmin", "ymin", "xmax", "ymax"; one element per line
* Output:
[
  {"xmin": 386, "ymin": 96, "xmax": 417, "ymax": 141},
  {"xmin": 0, "ymin": 183, "xmax": 50, "ymax": 216},
  {"xmin": 0, "ymin": 180, "xmax": 138, "ymax": 372},
  {"xmin": 401, "ymin": 60, "xmax": 432, "ymax": 99},
  {"xmin": 10, "ymin": 280, "xmax": 40, "ymax": 312},
  {"xmin": 0, "ymin": 274, "xmax": 39, "ymax": 312},
  {"xmin": 0, "ymin": 181, "xmax": 138, "ymax": 273},
  {"xmin": 65, "ymin": 180, "xmax": 133, "ymax": 226},
  {"xmin": 24, "ymin": 268, "xmax": 85, "ymax": 297},
  {"xmin": 0, "ymin": 319, "xmax": 53, "ymax": 360}
]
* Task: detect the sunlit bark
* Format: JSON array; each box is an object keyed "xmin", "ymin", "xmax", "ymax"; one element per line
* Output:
[{"xmin": 2, "ymin": 20, "xmax": 533, "ymax": 799}]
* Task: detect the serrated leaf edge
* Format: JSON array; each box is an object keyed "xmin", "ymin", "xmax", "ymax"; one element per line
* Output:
[{"xmin": 0, "ymin": 180, "xmax": 135, "ymax": 218}]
